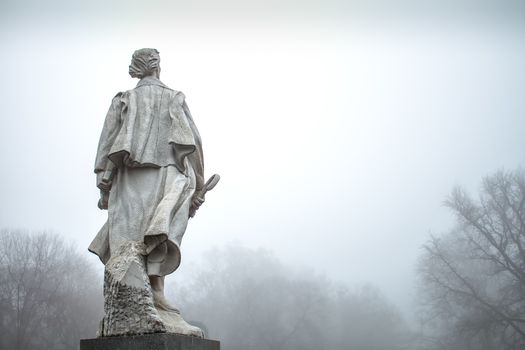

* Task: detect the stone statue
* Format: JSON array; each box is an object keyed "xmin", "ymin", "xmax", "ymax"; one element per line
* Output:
[{"xmin": 88, "ymin": 48, "xmax": 219, "ymax": 338}]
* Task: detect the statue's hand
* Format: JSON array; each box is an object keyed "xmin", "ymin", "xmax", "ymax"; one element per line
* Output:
[
  {"xmin": 98, "ymin": 190, "xmax": 109, "ymax": 210},
  {"xmin": 188, "ymin": 175, "xmax": 220, "ymax": 218},
  {"xmin": 189, "ymin": 192, "xmax": 205, "ymax": 217},
  {"xmin": 192, "ymin": 193, "xmax": 205, "ymax": 209}
]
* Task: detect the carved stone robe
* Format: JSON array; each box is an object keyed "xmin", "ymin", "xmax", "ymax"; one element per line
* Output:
[{"xmin": 89, "ymin": 76, "xmax": 204, "ymax": 276}]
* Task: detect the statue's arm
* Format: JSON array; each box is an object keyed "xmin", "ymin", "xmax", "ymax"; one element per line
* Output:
[
  {"xmin": 182, "ymin": 100, "xmax": 205, "ymax": 192},
  {"xmin": 181, "ymin": 99, "xmax": 208, "ymax": 217},
  {"xmin": 94, "ymin": 93, "xmax": 123, "ymax": 188}
]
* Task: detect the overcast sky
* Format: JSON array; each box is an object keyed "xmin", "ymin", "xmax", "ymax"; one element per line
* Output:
[{"xmin": 1, "ymin": 0, "xmax": 524, "ymax": 324}]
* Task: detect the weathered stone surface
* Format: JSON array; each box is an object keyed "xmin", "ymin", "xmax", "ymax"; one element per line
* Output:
[
  {"xmin": 99, "ymin": 241, "xmax": 166, "ymax": 337},
  {"xmin": 157, "ymin": 308, "xmax": 204, "ymax": 337},
  {"xmin": 80, "ymin": 333, "xmax": 220, "ymax": 350},
  {"xmin": 89, "ymin": 48, "xmax": 219, "ymax": 340}
]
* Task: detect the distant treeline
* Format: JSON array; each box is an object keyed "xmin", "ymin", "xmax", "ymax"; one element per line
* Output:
[
  {"xmin": 0, "ymin": 230, "xmax": 102, "ymax": 350},
  {"xmin": 168, "ymin": 244, "xmax": 410, "ymax": 350}
]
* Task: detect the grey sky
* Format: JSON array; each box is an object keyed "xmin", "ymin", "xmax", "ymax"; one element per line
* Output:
[{"xmin": 1, "ymin": 0, "xmax": 524, "ymax": 324}]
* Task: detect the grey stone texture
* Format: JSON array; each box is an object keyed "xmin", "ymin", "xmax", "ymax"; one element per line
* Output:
[
  {"xmin": 98, "ymin": 241, "xmax": 166, "ymax": 337},
  {"xmin": 80, "ymin": 333, "xmax": 220, "ymax": 350},
  {"xmin": 98, "ymin": 241, "xmax": 204, "ymax": 337},
  {"xmin": 89, "ymin": 48, "xmax": 220, "ymax": 338}
]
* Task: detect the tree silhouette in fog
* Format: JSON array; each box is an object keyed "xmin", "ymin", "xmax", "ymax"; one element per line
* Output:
[
  {"xmin": 0, "ymin": 230, "xmax": 102, "ymax": 350},
  {"xmin": 417, "ymin": 169, "xmax": 525, "ymax": 350}
]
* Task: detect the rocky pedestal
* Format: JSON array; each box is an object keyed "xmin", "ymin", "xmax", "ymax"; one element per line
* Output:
[
  {"xmin": 82, "ymin": 241, "xmax": 217, "ymax": 349},
  {"xmin": 98, "ymin": 241, "xmax": 203, "ymax": 337},
  {"xmin": 98, "ymin": 241, "xmax": 166, "ymax": 336},
  {"xmin": 80, "ymin": 333, "xmax": 220, "ymax": 350}
]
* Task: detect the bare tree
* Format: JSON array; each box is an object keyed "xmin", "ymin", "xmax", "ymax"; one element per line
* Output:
[
  {"xmin": 0, "ymin": 229, "xmax": 102, "ymax": 350},
  {"xmin": 417, "ymin": 169, "xmax": 525, "ymax": 350}
]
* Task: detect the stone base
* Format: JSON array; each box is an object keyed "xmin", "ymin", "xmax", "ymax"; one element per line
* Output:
[{"xmin": 80, "ymin": 333, "xmax": 220, "ymax": 350}]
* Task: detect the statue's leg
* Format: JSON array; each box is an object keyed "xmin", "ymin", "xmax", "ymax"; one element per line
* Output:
[
  {"xmin": 148, "ymin": 275, "xmax": 204, "ymax": 338},
  {"xmin": 150, "ymin": 275, "xmax": 180, "ymax": 313}
]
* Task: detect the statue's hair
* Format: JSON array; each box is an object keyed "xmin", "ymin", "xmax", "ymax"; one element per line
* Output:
[{"xmin": 128, "ymin": 48, "xmax": 160, "ymax": 79}]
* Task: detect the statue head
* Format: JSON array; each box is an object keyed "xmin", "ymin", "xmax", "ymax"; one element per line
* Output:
[{"xmin": 129, "ymin": 48, "xmax": 161, "ymax": 79}]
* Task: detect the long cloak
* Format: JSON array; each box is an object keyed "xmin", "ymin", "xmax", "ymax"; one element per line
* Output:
[{"xmin": 88, "ymin": 76, "xmax": 204, "ymax": 276}]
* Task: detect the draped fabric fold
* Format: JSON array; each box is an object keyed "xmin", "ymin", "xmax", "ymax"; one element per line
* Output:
[{"xmin": 90, "ymin": 76, "xmax": 204, "ymax": 276}]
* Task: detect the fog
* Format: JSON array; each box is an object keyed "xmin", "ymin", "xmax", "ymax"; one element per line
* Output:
[{"xmin": 0, "ymin": 0, "xmax": 524, "ymax": 339}]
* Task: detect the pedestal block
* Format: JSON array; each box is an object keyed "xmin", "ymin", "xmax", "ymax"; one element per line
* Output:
[{"xmin": 80, "ymin": 333, "xmax": 220, "ymax": 350}]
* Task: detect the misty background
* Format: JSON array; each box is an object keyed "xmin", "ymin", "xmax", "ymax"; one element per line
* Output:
[{"xmin": 0, "ymin": 0, "xmax": 524, "ymax": 347}]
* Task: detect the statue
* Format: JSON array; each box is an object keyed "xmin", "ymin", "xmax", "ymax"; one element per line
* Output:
[{"xmin": 88, "ymin": 48, "xmax": 219, "ymax": 338}]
